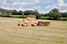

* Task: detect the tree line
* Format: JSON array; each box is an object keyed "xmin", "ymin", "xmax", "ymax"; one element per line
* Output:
[{"xmin": 12, "ymin": 8, "xmax": 67, "ymax": 20}]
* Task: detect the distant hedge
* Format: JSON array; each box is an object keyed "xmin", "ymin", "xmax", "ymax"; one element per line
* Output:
[
  {"xmin": 0, "ymin": 14, "xmax": 67, "ymax": 21},
  {"xmin": 0, "ymin": 14, "xmax": 26, "ymax": 18}
]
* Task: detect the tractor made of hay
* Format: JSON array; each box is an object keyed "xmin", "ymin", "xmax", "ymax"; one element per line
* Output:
[{"xmin": 18, "ymin": 15, "xmax": 50, "ymax": 26}]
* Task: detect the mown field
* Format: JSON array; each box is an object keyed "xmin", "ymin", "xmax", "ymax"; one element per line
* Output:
[{"xmin": 0, "ymin": 17, "xmax": 67, "ymax": 44}]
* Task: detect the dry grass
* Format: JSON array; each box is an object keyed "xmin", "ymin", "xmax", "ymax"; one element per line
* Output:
[{"xmin": 0, "ymin": 17, "xmax": 67, "ymax": 44}]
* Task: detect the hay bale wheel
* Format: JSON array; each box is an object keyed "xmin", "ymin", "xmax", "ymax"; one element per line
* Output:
[
  {"xmin": 18, "ymin": 19, "xmax": 28, "ymax": 26},
  {"xmin": 18, "ymin": 19, "xmax": 23, "ymax": 26},
  {"xmin": 21, "ymin": 24, "xmax": 24, "ymax": 26},
  {"xmin": 31, "ymin": 23, "xmax": 37, "ymax": 26},
  {"xmin": 18, "ymin": 23, "xmax": 20, "ymax": 26},
  {"xmin": 21, "ymin": 23, "xmax": 28, "ymax": 26}
]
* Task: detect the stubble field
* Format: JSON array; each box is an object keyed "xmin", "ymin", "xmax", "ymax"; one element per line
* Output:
[{"xmin": 0, "ymin": 17, "xmax": 67, "ymax": 44}]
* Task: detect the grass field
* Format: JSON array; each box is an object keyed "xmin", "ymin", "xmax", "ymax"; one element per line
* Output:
[{"xmin": 0, "ymin": 17, "xmax": 67, "ymax": 44}]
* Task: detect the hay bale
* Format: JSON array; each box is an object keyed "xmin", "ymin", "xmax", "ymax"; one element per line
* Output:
[
  {"xmin": 26, "ymin": 15, "xmax": 38, "ymax": 26},
  {"xmin": 38, "ymin": 21, "xmax": 50, "ymax": 26}
]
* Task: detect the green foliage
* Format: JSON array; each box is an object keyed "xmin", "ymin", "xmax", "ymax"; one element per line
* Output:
[
  {"xmin": 12, "ymin": 10, "xmax": 23, "ymax": 15},
  {"xmin": 23, "ymin": 10, "xmax": 40, "ymax": 19},
  {"xmin": 48, "ymin": 8, "xmax": 61, "ymax": 20},
  {"xmin": 34, "ymin": 11, "xmax": 40, "ymax": 19},
  {"xmin": 18, "ymin": 10, "xmax": 23, "ymax": 15},
  {"xmin": 39, "ymin": 16, "xmax": 49, "ymax": 20},
  {"xmin": 0, "ymin": 14, "xmax": 11, "ymax": 17},
  {"xmin": 12, "ymin": 10, "xmax": 18, "ymax": 15},
  {"xmin": 23, "ymin": 10, "xmax": 32, "ymax": 15},
  {"xmin": 61, "ymin": 12, "xmax": 67, "ymax": 17},
  {"xmin": 23, "ymin": 10, "xmax": 39, "ymax": 15},
  {"xmin": 0, "ymin": 8, "xmax": 67, "ymax": 20}
]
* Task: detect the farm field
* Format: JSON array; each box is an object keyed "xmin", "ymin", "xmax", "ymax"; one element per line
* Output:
[{"xmin": 0, "ymin": 17, "xmax": 67, "ymax": 44}]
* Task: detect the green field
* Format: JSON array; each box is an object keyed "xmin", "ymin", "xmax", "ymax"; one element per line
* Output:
[{"xmin": 0, "ymin": 17, "xmax": 67, "ymax": 44}]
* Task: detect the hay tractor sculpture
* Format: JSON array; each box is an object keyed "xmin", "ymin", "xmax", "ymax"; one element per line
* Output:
[{"xmin": 18, "ymin": 15, "xmax": 50, "ymax": 26}]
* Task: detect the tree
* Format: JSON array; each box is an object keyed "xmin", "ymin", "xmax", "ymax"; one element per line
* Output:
[
  {"xmin": 33, "ymin": 10, "xmax": 40, "ymax": 19},
  {"xmin": 23, "ymin": 10, "xmax": 39, "ymax": 15},
  {"xmin": 12, "ymin": 10, "xmax": 18, "ymax": 15},
  {"xmin": 48, "ymin": 8, "xmax": 61, "ymax": 20},
  {"xmin": 18, "ymin": 10, "xmax": 23, "ymax": 15},
  {"xmin": 61, "ymin": 12, "xmax": 67, "ymax": 17},
  {"xmin": 23, "ymin": 10, "xmax": 32, "ymax": 15}
]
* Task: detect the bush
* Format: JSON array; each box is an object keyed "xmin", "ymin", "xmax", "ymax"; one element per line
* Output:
[
  {"xmin": 0, "ymin": 14, "xmax": 11, "ymax": 17},
  {"xmin": 0, "ymin": 14, "xmax": 26, "ymax": 18}
]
